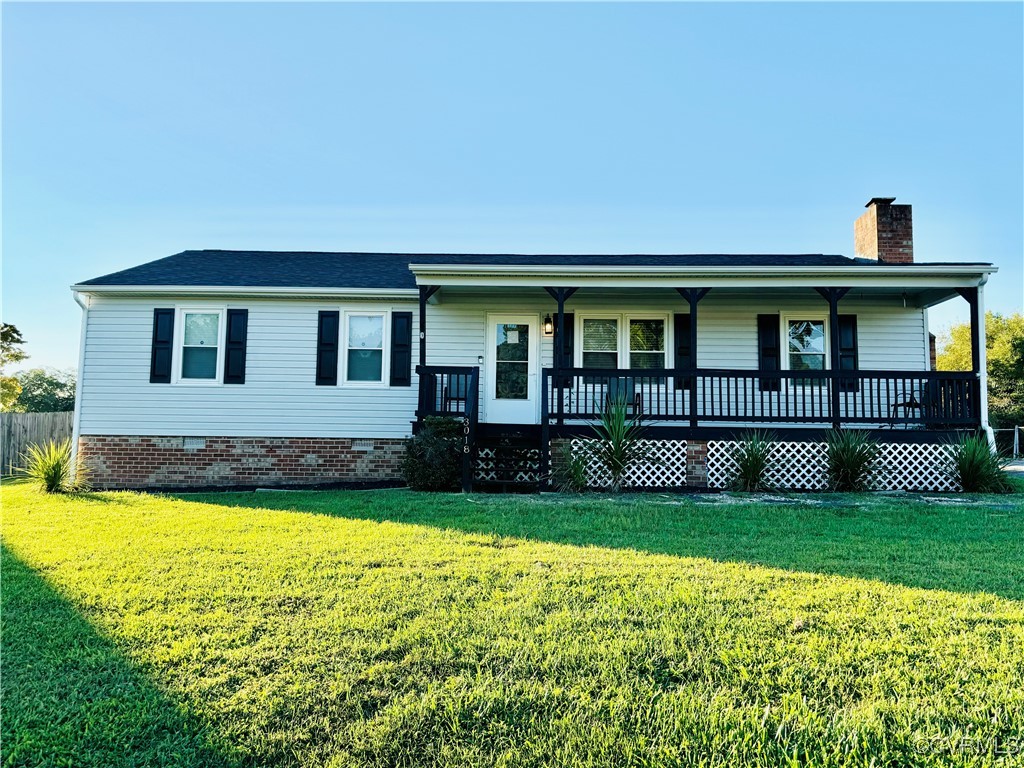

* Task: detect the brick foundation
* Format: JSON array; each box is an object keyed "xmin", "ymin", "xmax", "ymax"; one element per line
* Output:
[
  {"xmin": 79, "ymin": 435, "xmax": 406, "ymax": 490},
  {"xmin": 685, "ymin": 440, "xmax": 709, "ymax": 488}
]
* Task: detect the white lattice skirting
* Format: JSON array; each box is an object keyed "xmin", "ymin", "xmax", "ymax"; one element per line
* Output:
[
  {"xmin": 570, "ymin": 438, "xmax": 689, "ymax": 488},
  {"xmin": 707, "ymin": 441, "xmax": 959, "ymax": 492}
]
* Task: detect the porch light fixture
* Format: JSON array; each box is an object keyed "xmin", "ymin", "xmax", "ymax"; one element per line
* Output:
[{"xmin": 543, "ymin": 314, "xmax": 554, "ymax": 336}]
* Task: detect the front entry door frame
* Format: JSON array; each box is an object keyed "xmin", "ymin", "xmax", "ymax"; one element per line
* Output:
[{"xmin": 484, "ymin": 313, "xmax": 540, "ymax": 424}]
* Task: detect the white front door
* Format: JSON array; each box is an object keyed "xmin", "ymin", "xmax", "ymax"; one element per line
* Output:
[{"xmin": 484, "ymin": 314, "xmax": 539, "ymax": 424}]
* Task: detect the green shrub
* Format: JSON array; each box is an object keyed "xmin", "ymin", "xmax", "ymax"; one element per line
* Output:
[
  {"xmin": 553, "ymin": 441, "xmax": 590, "ymax": 493},
  {"xmin": 586, "ymin": 394, "xmax": 655, "ymax": 492},
  {"xmin": 401, "ymin": 417, "xmax": 464, "ymax": 491},
  {"xmin": 19, "ymin": 438, "xmax": 87, "ymax": 493},
  {"xmin": 728, "ymin": 429, "xmax": 776, "ymax": 492},
  {"xmin": 942, "ymin": 432, "xmax": 1013, "ymax": 493},
  {"xmin": 824, "ymin": 429, "xmax": 880, "ymax": 492}
]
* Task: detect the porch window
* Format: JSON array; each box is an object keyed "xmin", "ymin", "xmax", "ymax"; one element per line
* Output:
[
  {"xmin": 628, "ymin": 319, "xmax": 665, "ymax": 370},
  {"xmin": 787, "ymin": 319, "xmax": 826, "ymax": 384},
  {"xmin": 580, "ymin": 316, "xmax": 669, "ymax": 373},
  {"xmin": 346, "ymin": 313, "xmax": 385, "ymax": 383},
  {"xmin": 582, "ymin": 318, "xmax": 619, "ymax": 368},
  {"xmin": 180, "ymin": 311, "xmax": 222, "ymax": 381}
]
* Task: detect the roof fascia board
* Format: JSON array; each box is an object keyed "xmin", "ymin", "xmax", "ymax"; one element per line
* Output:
[
  {"xmin": 70, "ymin": 284, "xmax": 419, "ymax": 300},
  {"xmin": 407, "ymin": 269, "xmax": 993, "ymax": 290},
  {"xmin": 410, "ymin": 262, "xmax": 994, "ymax": 278}
]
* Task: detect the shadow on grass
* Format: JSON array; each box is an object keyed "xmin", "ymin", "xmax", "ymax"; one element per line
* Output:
[
  {"xmin": 174, "ymin": 489, "xmax": 1024, "ymax": 601},
  {"xmin": 0, "ymin": 545, "xmax": 238, "ymax": 768}
]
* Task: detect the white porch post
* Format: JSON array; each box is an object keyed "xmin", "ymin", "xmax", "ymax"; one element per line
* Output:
[{"xmin": 977, "ymin": 281, "xmax": 991, "ymax": 437}]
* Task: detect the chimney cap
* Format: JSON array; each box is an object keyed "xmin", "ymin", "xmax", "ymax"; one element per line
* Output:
[{"xmin": 865, "ymin": 197, "xmax": 897, "ymax": 208}]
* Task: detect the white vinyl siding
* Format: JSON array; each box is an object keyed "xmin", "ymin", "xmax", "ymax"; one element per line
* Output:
[{"xmin": 77, "ymin": 289, "xmax": 929, "ymax": 436}]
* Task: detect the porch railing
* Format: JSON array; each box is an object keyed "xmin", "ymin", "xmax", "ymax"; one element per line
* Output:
[
  {"xmin": 416, "ymin": 365, "xmax": 480, "ymax": 419},
  {"xmin": 416, "ymin": 365, "xmax": 480, "ymax": 491},
  {"xmin": 542, "ymin": 368, "xmax": 980, "ymax": 429}
]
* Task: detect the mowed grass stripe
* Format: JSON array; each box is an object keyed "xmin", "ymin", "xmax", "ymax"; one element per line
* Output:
[{"xmin": 2, "ymin": 481, "xmax": 1023, "ymax": 767}]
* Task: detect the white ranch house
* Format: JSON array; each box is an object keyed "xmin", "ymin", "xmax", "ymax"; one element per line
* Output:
[{"xmin": 71, "ymin": 198, "xmax": 994, "ymax": 491}]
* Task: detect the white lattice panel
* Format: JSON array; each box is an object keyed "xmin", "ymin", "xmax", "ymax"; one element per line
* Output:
[
  {"xmin": 708, "ymin": 440, "xmax": 959, "ymax": 492},
  {"xmin": 708, "ymin": 441, "xmax": 828, "ymax": 490},
  {"xmin": 570, "ymin": 439, "xmax": 688, "ymax": 489},
  {"xmin": 875, "ymin": 443, "xmax": 958, "ymax": 492}
]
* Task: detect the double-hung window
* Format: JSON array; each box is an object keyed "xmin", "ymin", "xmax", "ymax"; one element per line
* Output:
[
  {"xmin": 579, "ymin": 315, "xmax": 668, "ymax": 372},
  {"xmin": 178, "ymin": 310, "xmax": 224, "ymax": 383},
  {"xmin": 784, "ymin": 317, "xmax": 827, "ymax": 386},
  {"xmin": 345, "ymin": 312, "xmax": 386, "ymax": 384},
  {"xmin": 628, "ymin": 318, "xmax": 666, "ymax": 370},
  {"xmin": 581, "ymin": 318, "xmax": 619, "ymax": 369}
]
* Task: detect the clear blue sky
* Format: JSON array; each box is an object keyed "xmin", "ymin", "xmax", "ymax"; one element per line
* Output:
[{"xmin": 3, "ymin": 2, "xmax": 1022, "ymax": 370}]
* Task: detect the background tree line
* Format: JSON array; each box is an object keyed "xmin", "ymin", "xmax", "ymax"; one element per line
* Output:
[
  {"xmin": 2, "ymin": 323, "xmax": 76, "ymax": 412},
  {"xmin": 937, "ymin": 311, "xmax": 1023, "ymax": 429}
]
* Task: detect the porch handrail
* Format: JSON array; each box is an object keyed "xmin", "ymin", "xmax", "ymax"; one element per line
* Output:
[
  {"xmin": 542, "ymin": 367, "xmax": 980, "ymax": 429},
  {"xmin": 416, "ymin": 364, "xmax": 479, "ymax": 419}
]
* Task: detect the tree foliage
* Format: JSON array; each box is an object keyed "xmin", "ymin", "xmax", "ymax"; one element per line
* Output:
[
  {"xmin": 1, "ymin": 323, "xmax": 28, "ymax": 411},
  {"xmin": 12, "ymin": 368, "xmax": 77, "ymax": 412},
  {"xmin": 937, "ymin": 312, "xmax": 1024, "ymax": 428}
]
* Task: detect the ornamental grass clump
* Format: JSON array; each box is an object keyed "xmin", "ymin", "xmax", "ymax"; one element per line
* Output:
[
  {"xmin": 823, "ymin": 429, "xmax": 880, "ymax": 492},
  {"xmin": 554, "ymin": 442, "xmax": 591, "ymax": 493},
  {"xmin": 19, "ymin": 438, "xmax": 88, "ymax": 493},
  {"xmin": 586, "ymin": 393, "xmax": 656, "ymax": 492},
  {"xmin": 728, "ymin": 429, "xmax": 776, "ymax": 492},
  {"xmin": 942, "ymin": 432, "xmax": 1013, "ymax": 494}
]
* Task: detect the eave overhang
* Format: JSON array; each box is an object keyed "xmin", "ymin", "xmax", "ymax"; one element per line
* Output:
[
  {"xmin": 408, "ymin": 262, "xmax": 996, "ymax": 290},
  {"xmin": 69, "ymin": 284, "xmax": 420, "ymax": 301}
]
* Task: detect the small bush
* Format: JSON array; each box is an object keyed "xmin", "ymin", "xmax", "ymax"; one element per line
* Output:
[
  {"xmin": 942, "ymin": 433, "xmax": 1013, "ymax": 493},
  {"xmin": 20, "ymin": 438, "xmax": 87, "ymax": 493},
  {"xmin": 728, "ymin": 429, "xmax": 776, "ymax": 492},
  {"xmin": 553, "ymin": 442, "xmax": 590, "ymax": 493},
  {"xmin": 401, "ymin": 417, "xmax": 464, "ymax": 491},
  {"xmin": 824, "ymin": 429, "xmax": 880, "ymax": 492}
]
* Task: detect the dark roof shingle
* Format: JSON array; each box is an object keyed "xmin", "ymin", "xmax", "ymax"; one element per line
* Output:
[{"xmin": 77, "ymin": 250, "xmax": 904, "ymax": 289}]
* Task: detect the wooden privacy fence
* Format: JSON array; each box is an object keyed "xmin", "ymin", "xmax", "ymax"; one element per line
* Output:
[{"xmin": 1, "ymin": 412, "xmax": 74, "ymax": 475}]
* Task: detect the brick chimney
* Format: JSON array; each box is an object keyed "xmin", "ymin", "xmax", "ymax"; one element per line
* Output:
[{"xmin": 854, "ymin": 197, "xmax": 913, "ymax": 263}]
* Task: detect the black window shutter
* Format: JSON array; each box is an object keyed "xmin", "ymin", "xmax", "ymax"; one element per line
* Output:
[
  {"xmin": 390, "ymin": 311, "xmax": 413, "ymax": 387},
  {"xmin": 757, "ymin": 314, "xmax": 781, "ymax": 392},
  {"xmin": 552, "ymin": 313, "xmax": 574, "ymax": 387},
  {"xmin": 223, "ymin": 309, "xmax": 248, "ymax": 384},
  {"xmin": 316, "ymin": 311, "xmax": 340, "ymax": 386},
  {"xmin": 838, "ymin": 314, "xmax": 859, "ymax": 393},
  {"xmin": 150, "ymin": 308, "xmax": 175, "ymax": 383},
  {"xmin": 673, "ymin": 313, "xmax": 691, "ymax": 390}
]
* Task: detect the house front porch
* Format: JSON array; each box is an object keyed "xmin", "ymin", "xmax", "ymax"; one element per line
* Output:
[
  {"xmin": 415, "ymin": 363, "xmax": 982, "ymax": 492},
  {"xmin": 409, "ymin": 255, "xmax": 991, "ymax": 492}
]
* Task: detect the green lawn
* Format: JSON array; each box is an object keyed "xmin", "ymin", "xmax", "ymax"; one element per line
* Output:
[{"xmin": 3, "ymin": 481, "xmax": 1023, "ymax": 767}]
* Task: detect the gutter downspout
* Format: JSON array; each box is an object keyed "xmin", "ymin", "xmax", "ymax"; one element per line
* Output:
[{"xmin": 70, "ymin": 291, "xmax": 90, "ymax": 480}]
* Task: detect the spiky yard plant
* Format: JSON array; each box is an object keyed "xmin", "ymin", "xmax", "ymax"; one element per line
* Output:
[
  {"xmin": 19, "ymin": 438, "xmax": 88, "ymax": 493},
  {"xmin": 728, "ymin": 429, "xmax": 777, "ymax": 492},
  {"xmin": 553, "ymin": 441, "xmax": 591, "ymax": 493},
  {"xmin": 823, "ymin": 429, "xmax": 881, "ymax": 492},
  {"xmin": 586, "ymin": 393, "xmax": 656, "ymax": 492},
  {"xmin": 942, "ymin": 432, "xmax": 1013, "ymax": 494}
]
